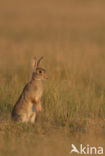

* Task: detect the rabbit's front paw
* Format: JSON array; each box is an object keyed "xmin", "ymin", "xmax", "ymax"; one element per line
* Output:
[{"xmin": 35, "ymin": 104, "xmax": 42, "ymax": 112}]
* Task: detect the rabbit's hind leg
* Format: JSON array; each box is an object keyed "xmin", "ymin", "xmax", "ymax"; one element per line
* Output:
[
  {"xmin": 29, "ymin": 112, "xmax": 36, "ymax": 124},
  {"xmin": 12, "ymin": 113, "xmax": 28, "ymax": 123},
  {"xmin": 17, "ymin": 113, "xmax": 29, "ymax": 123}
]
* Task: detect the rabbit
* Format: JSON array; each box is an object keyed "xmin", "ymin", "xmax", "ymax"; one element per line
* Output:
[{"xmin": 11, "ymin": 57, "xmax": 48, "ymax": 123}]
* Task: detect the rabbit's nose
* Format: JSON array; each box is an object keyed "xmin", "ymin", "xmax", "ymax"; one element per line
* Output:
[{"xmin": 44, "ymin": 74, "xmax": 48, "ymax": 79}]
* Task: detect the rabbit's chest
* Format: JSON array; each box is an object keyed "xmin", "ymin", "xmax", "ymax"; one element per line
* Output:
[{"xmin": 34, "ymin": 88, "xmax": 43, "ymax": 100}]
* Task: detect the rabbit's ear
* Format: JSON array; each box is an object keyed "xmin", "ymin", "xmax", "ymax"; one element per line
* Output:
[
  {"xmin": 37, "ymin": 56, "xmax": 43, "ymax": 67},
  {"xmin": 32, "ymin": 57, "xmax": 37, "ymax": 71}
]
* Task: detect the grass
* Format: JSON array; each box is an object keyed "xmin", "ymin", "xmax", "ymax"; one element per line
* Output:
[{"xmin": 0, "ymin": 0, "xmax": 105, "ymax": 155}]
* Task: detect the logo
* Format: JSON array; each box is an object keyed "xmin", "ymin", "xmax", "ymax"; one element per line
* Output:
[{"xmin": 70, "ymin": 144, "xmax": 103, "ymax": 155}]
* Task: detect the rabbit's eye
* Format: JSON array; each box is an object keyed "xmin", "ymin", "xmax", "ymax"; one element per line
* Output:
[{"xmin": 39, "ymin": 70, "xmax": 42, "ymax": 73}]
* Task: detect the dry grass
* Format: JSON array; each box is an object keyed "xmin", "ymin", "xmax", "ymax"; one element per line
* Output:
[{"xmin": 0, "ymin": 0, "xmax": 105, "ymax": 155}]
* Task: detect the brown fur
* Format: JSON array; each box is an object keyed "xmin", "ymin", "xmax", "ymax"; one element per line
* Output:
[{"xmin": 11, "ymin": 57, "xmax": 48, "ymax": 123}]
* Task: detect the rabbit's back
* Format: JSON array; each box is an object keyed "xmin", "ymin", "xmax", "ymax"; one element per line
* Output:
[{"xmin": 12, "ymin": 83, "xmax": 33, "ymax": 120}]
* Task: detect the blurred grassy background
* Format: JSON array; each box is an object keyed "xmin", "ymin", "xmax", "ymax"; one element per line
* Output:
[{"xmin": 0, "ymin": 0, "xmax": 105, "ymax": 155}]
